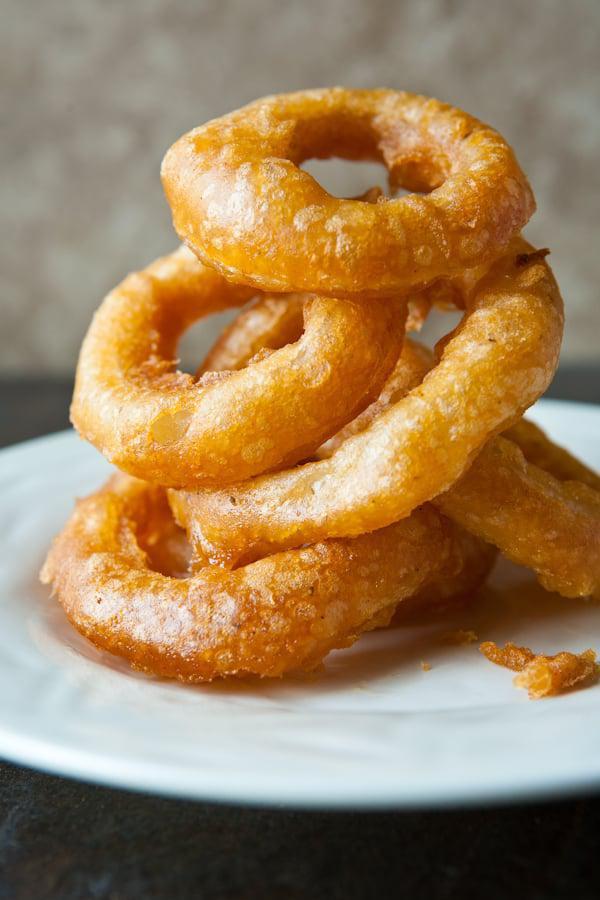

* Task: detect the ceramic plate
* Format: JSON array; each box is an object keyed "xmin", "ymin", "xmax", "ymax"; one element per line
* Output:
[{"xmin": 0, "ymin": 399, "xmax": 599, "ymax": 809}]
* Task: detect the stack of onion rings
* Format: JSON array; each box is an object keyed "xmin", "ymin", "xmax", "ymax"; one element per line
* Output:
[{"xmin": 43, "ymin": 89, "xmax": 599, "ymax": 689}]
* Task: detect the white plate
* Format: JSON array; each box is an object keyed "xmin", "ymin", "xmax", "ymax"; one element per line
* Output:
[{"xmin": 0, "ymin": 399, "xmax": 599, "ymax": 809}]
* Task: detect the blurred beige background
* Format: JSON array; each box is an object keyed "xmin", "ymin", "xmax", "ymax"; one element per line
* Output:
[{"xmin": 2, "ymin": 0, "xmax": 599, "ymax": 374}]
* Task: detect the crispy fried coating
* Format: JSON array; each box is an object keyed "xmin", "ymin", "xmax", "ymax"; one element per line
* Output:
[
  {"xmin": 162, "ymin": 88, "xmax": 534, "ymax": 296},
  {"xmin": 169, "ymin": 241, "xmax": 564, "ymax": 567},
  {"xmin": 71, "ymin": 246, "xmax": 405, "ymax": 487},
  {"xmin": 438, "ymin": 435, "xmax": 600, "ymax": 598},
  {"xmin": 179, "ymin": 247, "xmax": 600, "ymax": 598},
  {"xmin": 480, "ymin": 642, "xmax": 600, "ymax": 699},
  {"xmin": 42, "ymin": 475, "xmax": 476, "ymax": 681}
]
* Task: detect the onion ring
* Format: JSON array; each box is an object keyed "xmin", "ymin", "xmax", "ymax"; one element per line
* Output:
[
  {"xmin": 199, "ymin": 287, "xmax": 598, "ymax": 598},
  {"xmin": 437, "ymin": 435, "xmax": 600, "ymax": 598},
  {"xmin": 327, "ymin": 350, "xmax": 600, "ymax": 598},
  {"xmin": 162, "ymin": 88, "xmax": 535, "ymax": 296},
  {"xmin": 71, "ymin": 246, "xmax": 406, "ymax": 487},
  {"xmin": 320, "ymin": 346, "xmax": 599, "ymax": 597},
  {"xmin": 41, "ymin": 475, "xmax": 476, "ymax": 681},
  {"xmin": 170, "ymin": 241, "xmax": 563, "ymax": 566}
]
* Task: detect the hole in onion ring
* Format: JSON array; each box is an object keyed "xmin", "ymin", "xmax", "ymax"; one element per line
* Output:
[
  {"xmin": 301, "ymin": 158, "xmax": 431, "ymax": 200},
  {"xmin": 178, "ymin": 308, "xmax": 240, "ymax": 375},
  {"xmin": 301, "ymin": 158, "xmax": 391, "ymax": 199}
]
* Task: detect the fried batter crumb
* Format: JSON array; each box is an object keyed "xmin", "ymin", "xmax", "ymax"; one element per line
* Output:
[
  {"xmin": 420, "ymin": 661, "xmax": 432, "ymax": 672},
  {"xmin": 442, "ymin": 629, "xmax": 478, "ymax": 645},
  {"xmin": 480, "ymin": 641, "xmax": 600, "ymax": 699}
]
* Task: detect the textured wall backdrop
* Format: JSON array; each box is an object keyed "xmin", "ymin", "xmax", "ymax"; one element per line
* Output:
[{"xmin": 2, "ymin": 0, "xmax": 599, "ymax": 373}]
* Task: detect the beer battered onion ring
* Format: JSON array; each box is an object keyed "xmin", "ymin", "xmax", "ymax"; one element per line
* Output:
[
  {"xmin": 169, "ymin": 241, "xmax": 564, "ymax": 567},
  {"xmin": 317, "ymin": 346, "xmax": 600, "ymax": 597},
  {"xmin": 71, "ymin": 246, "xmax": 406, "ymax": 487},
  {"xmin": 199, "ymin": 305, "xmax": 498, "ymax": 610},
  {"xmin": 41, "ymin": 474, "xmax": 482, "ymax": 681},
  {"xmin": 438, "ymin": 434, "xmax": 600, "ymax": 598},
  {"xmin": 195, "ymin": 271, "xmax": 598, "ymax": 598},
  {"xmin": 162, "ymin": 88, "xmax": 535, "ymax": 296},
  {"xmin": 320, "ymin": 346, "xmax": 600, "ymax": 597}
]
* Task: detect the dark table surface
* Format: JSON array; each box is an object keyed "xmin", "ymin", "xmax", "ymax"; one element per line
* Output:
[{"xmin": 1, "ymin": 369, "xmax": 599, "ymax": 900}]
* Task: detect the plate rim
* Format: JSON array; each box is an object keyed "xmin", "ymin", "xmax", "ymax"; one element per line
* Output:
[{"xmin": 0, "ymin": 720, "xmax": 599, "ymax": 810}]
